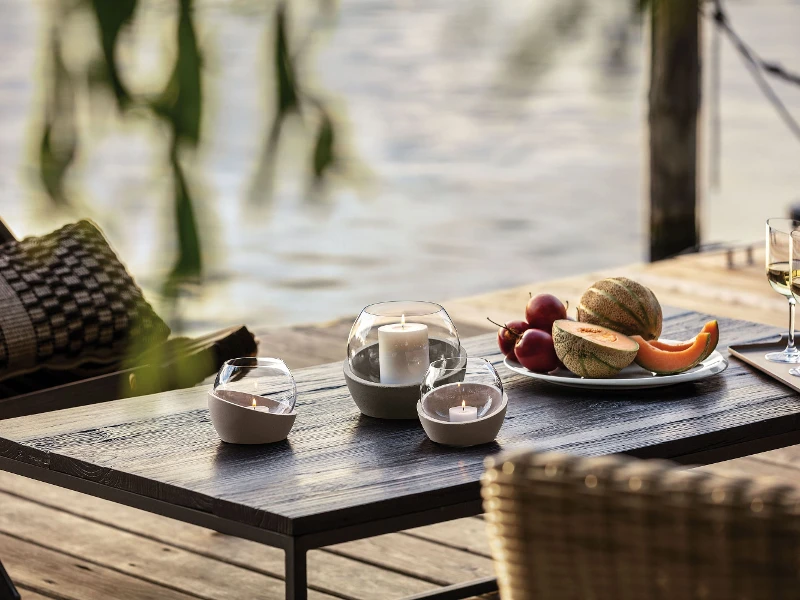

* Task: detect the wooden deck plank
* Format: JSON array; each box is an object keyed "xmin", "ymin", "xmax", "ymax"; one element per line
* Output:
[
  {"xmin": 0, "ymin": 468, "xmax": 497, "ymax": 591},
  {"xmin": 12, "ymin": 591, "xmax": 53, "ymax": 600},
  {"xmin": 0, "ymin": 471, "xmax": 452, "ymax": 600},
  {"xmin": 404, "ymin": 519, "xmax": 492, "ymax": 558},
  {"xmin": 442, "ymin": 247, "xmax": 781, "ymax": 330},
  {"xmin": 0, "ymin": 490, "xmax": 320, "ymax": 600},
  {"xmin": 327, "ymin": 531, "xmax": 495, "ymax": 586},
  {"xmin": 0, "ymin": 533, "xmax": 200, "ymax": 600}
]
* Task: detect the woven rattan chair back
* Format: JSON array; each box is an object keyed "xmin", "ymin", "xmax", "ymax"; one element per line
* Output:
[{"xmin": 482, "ymin": 450, "xmax": 800, "ymax": 600}]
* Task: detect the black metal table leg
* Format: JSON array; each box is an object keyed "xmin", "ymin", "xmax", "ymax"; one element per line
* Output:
[
  {"xmin": 285, "ymin": 541, "xmax": 308, "ymax": 600},
  {"xmin": 0, "ymin": 561, "xmax": 20, "ymax": 600}
]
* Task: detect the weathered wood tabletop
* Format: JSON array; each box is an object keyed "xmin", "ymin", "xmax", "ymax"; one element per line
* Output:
[{"xmin": 0, "ymin": 309, "xmax": 793, "ymax": 540}]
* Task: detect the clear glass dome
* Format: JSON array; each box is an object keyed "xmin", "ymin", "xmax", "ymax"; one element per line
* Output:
[
  {"xmin": 347, "ymin": 301, "xmax": 460, "ymax": 385},
  {"xmin": 213, "ymin": 357, "xmax": 297, "ymax": 414},
  {"xmin": 420, "ymin": 356, "xmax": 503, "ymax": 420}
]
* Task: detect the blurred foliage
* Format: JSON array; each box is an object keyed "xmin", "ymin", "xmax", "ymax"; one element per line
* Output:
[
  {"xmin": 37, "ymin": 0, "xmax": 340, "ymax": 303},
  {"xmin": 37, "ymin": 0, "xmax": 648, "ymax": 309},
  {"xmin": 39, "ymin": 25, "xmax": 77, "ymax": 206}
]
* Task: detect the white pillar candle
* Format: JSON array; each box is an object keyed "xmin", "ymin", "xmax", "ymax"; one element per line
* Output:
[
  {"xmin": 449, "ymin": 399, "xmax": 478, "ymax": 422},
  {"xmin": 378, "ymin": 316, "xmax": 429, "ymax": 385}
]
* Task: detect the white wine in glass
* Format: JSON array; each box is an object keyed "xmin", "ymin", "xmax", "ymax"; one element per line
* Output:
[
  {"xmin": 766, "ymin": 218, "xmax": 800, "ymax": 363},
  {"xmin": 767, "ymin": 262, "xmax": 800, "ymax": 297}
]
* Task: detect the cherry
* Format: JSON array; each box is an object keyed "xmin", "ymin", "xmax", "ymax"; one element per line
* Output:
[
  {"xmin": 488, "ymin": 318, "xmax": 530, "ymax": 357},
  {"xmin": 514, "ymin": 329, "xmax": 560, "ymax": 373},
  {"xmin": 525, "ymin": 293, "xmax": 567, "ymax": 333}
]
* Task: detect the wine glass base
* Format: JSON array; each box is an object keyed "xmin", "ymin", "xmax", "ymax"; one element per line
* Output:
[
  {"xmin": 765, "ymin": 350, "xmax": 800, "ymax": 364},
  {"xmin": 790, "ymin": 367, "xmax": 800, "ymax": 377}
]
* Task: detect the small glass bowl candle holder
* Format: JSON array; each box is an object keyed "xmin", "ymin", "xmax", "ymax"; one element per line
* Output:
[
  {"xmin": 344, "ymin": 301, "xmax": 466, "ymax": 419},
  {"xmin": 208, "ymin": 357, "xmax": 297, "ymax": 444},
  {"xmin": 418, "ymin": 357, "xmax": 507, "ymax": 447}
]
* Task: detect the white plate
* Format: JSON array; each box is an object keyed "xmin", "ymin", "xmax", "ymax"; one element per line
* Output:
[{"xmin": 503, "ymin": 342, "xmax": 728, "ymax": 390}]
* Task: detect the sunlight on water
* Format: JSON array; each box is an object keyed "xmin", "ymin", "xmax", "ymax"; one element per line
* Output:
[{"xmin": 0, "ymin": 0, "xmax": 798, "ymax": 333}]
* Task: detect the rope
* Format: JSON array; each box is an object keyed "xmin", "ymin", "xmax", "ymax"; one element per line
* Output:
[{"xmin": 706, "ymin": 0, "xmax": 800, "ymax": 141}]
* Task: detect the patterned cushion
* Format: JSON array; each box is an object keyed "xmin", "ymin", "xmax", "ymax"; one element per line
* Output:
[{"xmin": 0, "ymin": 220, "xmax": 170, "ymax": 382}]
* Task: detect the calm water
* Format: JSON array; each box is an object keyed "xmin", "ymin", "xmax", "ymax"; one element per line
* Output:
[{"xmin": 1, "ymin": 0, "xmax": 799, "ymax": 333}]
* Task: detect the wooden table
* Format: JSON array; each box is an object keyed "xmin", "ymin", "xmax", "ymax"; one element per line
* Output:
[{"xmin": 0, "ymin": 310, "xmax": 795, "ymax": 600}]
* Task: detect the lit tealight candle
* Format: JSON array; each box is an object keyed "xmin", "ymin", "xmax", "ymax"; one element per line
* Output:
[
  {"xmin": 378, "ymin": 314, "xmax": 430, "ymax": 385},
  {"xmin": 251, "ymin": 397, "xmax": 271, "ymax": 413},
  {"xmin": 449, "ymin": 398, "xmax": 478, "ymax": 422}
]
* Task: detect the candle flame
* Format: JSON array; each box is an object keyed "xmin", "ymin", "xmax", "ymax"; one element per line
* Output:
[
  {"xmin": 401, "ymin": 313, "xmax": 406, "ymax": 328},
  {"xmin": 462, "ymin": 399, "xmax": 466, "ymax": 410},
  {"xmin": 252, "ymin": 398, "xmax": 257, "ymax": 409}
]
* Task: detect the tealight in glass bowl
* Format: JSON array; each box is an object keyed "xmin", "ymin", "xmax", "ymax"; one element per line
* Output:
[
  {"xmin": 418, "ymin": 357, "xmax": 507, "ymax": 447},
  {"xmin": 209, "ymin": 357, "xmax": 297, "ymax": 444},
  {"xmin": 213, "ymin": 357, "xmax": 297, "ymax": 414},
  {"xmin": 344, "ymin": 301, "xmax": 465, "ymax": 419}
]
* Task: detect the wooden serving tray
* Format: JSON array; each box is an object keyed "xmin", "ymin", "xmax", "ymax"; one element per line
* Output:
[{"xmin": 729, "ymin": 335, "xmax": 800, "ymax": 393}]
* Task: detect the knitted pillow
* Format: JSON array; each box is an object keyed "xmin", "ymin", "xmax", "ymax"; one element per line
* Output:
[{"xmin": 0, "ymin": 220, "xmax": 170, "ymax": 382}]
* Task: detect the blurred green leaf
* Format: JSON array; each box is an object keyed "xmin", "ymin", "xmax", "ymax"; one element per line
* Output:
[
  {"xmin": 90, "ymin": 0, "xmax": 138, "ymax": 109},
  {"xmin": 312, "ymin": 109, "xmax": 335, "ymax": 181},
  {"xmin": 164, "ymin": 140, "xmax": 202, "ymax": 298},
  {"xmin": 275, "ymin": 3, "xmax": 300, "ymax": 115},
  {"xmin": 39, "ymin": 30, "xmax": 76, "ymax": 206},
  {"xmin": 248, "ymin": 3, "xmax": 303, "ymax": 203},
  {"xmin": 153, "ymin": 0, "xmax": 202, "ymax": 146},
  {"xmin": 39, "ymin": 121, "xmax": 75, "ymax": 205}
]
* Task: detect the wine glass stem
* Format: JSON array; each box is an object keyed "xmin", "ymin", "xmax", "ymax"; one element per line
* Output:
[{"xmin": 789, "ymin": 296, "xmax": 797, "ymax": 353}]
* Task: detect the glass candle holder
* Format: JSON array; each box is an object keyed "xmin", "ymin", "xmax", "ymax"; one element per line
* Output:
[
  {"xmin": 209, "ymin": 357, "xmax": 297, "ymax": 444},
  {"xmin": 213, "ymin": 357, "xmax": 297, "ymax": 414},
  {"xmin": 347, "ymin": 301, "xmax": 460, "ymax": 385},
  {"xmin": 418, "ymin": 357, "xmax": 507, "ymax": 447},
  {"xmin": 420, "ymin": 357, "xmax": 504, "ymax": 421}
]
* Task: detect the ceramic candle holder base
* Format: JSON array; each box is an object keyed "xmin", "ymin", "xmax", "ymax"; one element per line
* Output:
[
  {"xmin": 208, "ymin": 391, "xmax": 296, "ymax": 444},
  {"xmin": 418, "ymin": 386, "xmax": 507, "ymax": 447},
  {"xmin": 343, "ymin": 339, "xmax": 466, "ymax": 419}
]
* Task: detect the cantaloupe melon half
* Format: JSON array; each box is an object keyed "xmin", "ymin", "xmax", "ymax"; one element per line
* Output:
[
  {"xmin": 648, "ymin": 321, "xmax": 719, "ymax": 362},
  {"xmin": 631, "ymin": 333, "xmax": 710, "ymax": 375},
  {"xmin": 552, "ymin": 320, "xmax": 639, "ymax": 378}
]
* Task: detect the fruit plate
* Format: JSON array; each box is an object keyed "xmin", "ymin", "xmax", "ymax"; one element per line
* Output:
[{"xmin": 503, "ymin": 345, "xmax": 728, "ymax": 390}]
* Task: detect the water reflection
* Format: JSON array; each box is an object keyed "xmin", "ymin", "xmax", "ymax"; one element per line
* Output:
[{"xmin": 1, "ymin": 0, "xmax": 798, "ymax": 333}]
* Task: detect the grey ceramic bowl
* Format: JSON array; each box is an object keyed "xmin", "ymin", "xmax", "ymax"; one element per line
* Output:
[
  {"xmin": 343, "ymin": 339, "xmax": 466, "ymax": 419},
  {"xmin": 208, "ymin": 390, "xmax": 296, "ymax": 444},
  {"xmin": 417, "ymin": 384, "xmax": 507, "ymax": 447}
]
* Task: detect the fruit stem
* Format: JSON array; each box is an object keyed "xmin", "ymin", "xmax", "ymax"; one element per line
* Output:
[{"xmin": 487, "ymin": 317, "xmax": 522, "ymax": 336}]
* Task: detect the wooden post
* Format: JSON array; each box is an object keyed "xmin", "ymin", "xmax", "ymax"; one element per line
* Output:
[{"xmin": 648, "ymin": 0, "xmax": 700, "ymax": 261}]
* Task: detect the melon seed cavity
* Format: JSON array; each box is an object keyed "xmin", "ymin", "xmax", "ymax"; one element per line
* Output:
[{"xmin": 577, "ymin": 327, "xmax": 617, "ymax": 343}]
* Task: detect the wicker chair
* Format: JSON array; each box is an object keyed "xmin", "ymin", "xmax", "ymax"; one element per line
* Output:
[{"xmin": 482, "ymin": 450, "xmax": 800, "ymax": 600}]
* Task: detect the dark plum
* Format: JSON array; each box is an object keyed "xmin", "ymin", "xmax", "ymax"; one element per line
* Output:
[
  {"xmin": 525, "ymin": 294, "xmax": 567, "ymax": 333},
  {"xmin": 489, "ymin": 318, "xmax": 531, "ymax": 357},
  {"xmin": 514, "ymin": 329, "xmax": 560, "ymax": 373}
]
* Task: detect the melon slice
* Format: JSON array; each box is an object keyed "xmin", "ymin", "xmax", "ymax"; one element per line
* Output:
[
  {"xmin": 552, "ymin": 320, "xmax": 639, "ymax": 378},
  {"xmin": 648, "ymin": 321, "xmax": 719, "ymax": 361},
  {"xmin": 631, "ymin": 333, "xmax": 710, "ymax": 375}
]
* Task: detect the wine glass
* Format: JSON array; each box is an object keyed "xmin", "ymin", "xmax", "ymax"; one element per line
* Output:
[
  {"xmin": 766, "ymin": 218, "xmax": 800, "ymax": 363},
  {"xmin": 788, "ymin": 229, "xmax": 800, "ymax": 376}
]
